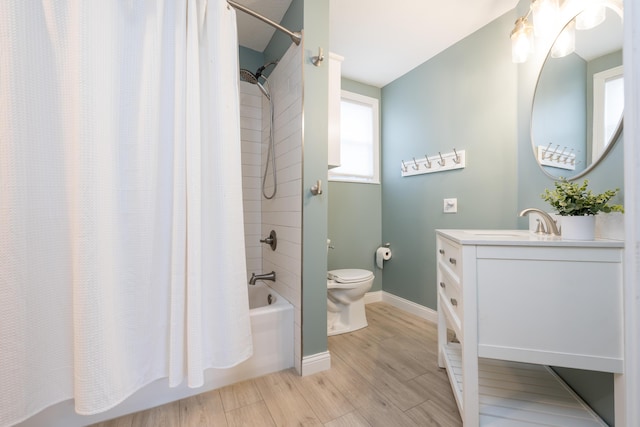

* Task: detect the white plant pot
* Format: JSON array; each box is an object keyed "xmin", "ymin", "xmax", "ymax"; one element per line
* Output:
[{"xmin": 561, "ymin": 215, "xmax": 596, "ymax": 240}]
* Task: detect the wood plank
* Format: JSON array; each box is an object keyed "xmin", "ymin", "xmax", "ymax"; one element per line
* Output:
[
  {"xmin": 130, "ymin": 401, "xmax": 180, "ymax": 427},
  {"xmin": 405, "ymin": 399, "xmax": 463, "ymax": 427},
  {"xmin": 219, "ymin": 379, "xmax": 263, "ymax": 412},
  {"xmin": 279, "ymin": 369, "xmax": 354, "ymax": 423},
  {"xmin": 254, "ymin": 369, "xmax": 323, "ymax": 426},
  {"xmin": 330, "ymin": 350, "xmax": 427, "ymax": 411},
  {"xmin": 323, "ymin": 411, "xmax": 372, "ymax": 427},
  {"xmin": 317, "ymin": 353, "xmax": 420, "ymax": 426},
  {"xmin": 226, "ymin": 401, "xmax": 275, "ymax": 427},
  {"xmin": 179, "ymin": 390, "xmax": 228, "ymax": 427}
]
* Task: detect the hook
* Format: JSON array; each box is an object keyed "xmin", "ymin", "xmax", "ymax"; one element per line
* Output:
[
  {"xmin": 562, "ymin": 148, "xmax": 574, "ymax": 164},
  {"xmin": 401, "ymin": 160, "xmax": 408, "ymax": 172},
  {"xmin": 311, "ymin": 47, "xmax": 324, "ymax": 66},
  {"xmin": 424, "ymin": 155, "xmax": 432, "ymax": 169},
  {"xmin": 310, "ymin": 179, "xmax": 323, "ymax": 195},
  {"xmin": 453, "ymin": 148, "xmax": 461, "ymax": 164},
  {"xmin": 412, "ymin": 157, "xmax": 419, "ymax": 170},
  {"xmin": 437, "ymin": 152, "xmax": 445, "ymax": 167},
  {"xmin": 543, "ymin": 142, "xmax": 552, "ymax": 159},
  {"xmin": 556, "ymin": 146, "xmax": 567, "ymax": 161}
]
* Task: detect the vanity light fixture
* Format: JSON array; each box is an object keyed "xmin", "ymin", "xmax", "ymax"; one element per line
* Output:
[
  {"xmin": 510, "ymin": 0, "xmax": 578, "ymax": 63},
  {"xmin": 530, "ymin": 0, "xmax": 560, "ymax": 38},
  {"xmin": 575, "ymin": 4, "xmax": 606, "ymax": 30},
  {"xmin": 551, "ymin": 19, "xmax": 576, "ymax": 58},
  {"xmin": 510, "ymin": 16, "xmax": 534, "ymax": 63}
]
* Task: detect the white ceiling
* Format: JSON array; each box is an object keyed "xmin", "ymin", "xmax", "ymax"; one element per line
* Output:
[{"xmin": 235, "ymin": 0, "xmax": 519, "ymax": 88}]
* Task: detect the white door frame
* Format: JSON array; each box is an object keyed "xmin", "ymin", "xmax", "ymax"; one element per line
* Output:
[{"xmin": 621, "ymin": 0, "xmax": 640, "ymax": 425}]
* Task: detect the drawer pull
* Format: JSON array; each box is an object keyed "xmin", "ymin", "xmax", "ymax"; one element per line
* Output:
[
  {"xmin": 439, "ymin": 281, "xmax": 445, "ymax": 289},
  {"xmin": 449, "ymin": 257, "xmax": 457, "ymax": 265},
  {"xmin": 439, "ymin": 249, "xmax": 445, "ymax": 255},
  {"xmin": 450, "ymin": 298, "xmax": 458, "ymax": 306}
]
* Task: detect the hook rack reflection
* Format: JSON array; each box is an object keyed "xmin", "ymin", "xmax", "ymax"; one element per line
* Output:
[
  {"xmin": 401, "ymin": 149, "xmax": 466, "ymax": 177},
  {"xmin": 537, "ymin": 144, "xmax": 577, "ymax": 171}
]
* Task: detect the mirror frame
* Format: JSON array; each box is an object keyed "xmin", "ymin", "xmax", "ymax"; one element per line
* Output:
[{"xmin": 530, "ymin": 4, "xmax": 624, "ymax": 181}]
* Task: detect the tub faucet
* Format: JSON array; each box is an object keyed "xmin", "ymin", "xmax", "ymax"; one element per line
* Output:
[
  {"xmin": 249, "ymin": 271, "xmax": 276, "ymax": 285},
  {"xmin": 519, "ymin": 208, "xmax": 561, "ymax": 236}
]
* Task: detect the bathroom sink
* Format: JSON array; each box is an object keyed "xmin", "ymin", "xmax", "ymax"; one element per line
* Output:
[{"xmin": 462, "ymin": 230, "xmax": 530, "ymax": 238}]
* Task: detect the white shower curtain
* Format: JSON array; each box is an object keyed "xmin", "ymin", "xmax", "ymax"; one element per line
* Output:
[{"xmin": 0, "ymin": 1, "xmax": 252, "ymax": 425}]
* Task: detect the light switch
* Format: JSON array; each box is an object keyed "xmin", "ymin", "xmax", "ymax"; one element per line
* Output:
[{"xmin": 444, "ymin": 198, "xmax": 457, "ymax": 213}]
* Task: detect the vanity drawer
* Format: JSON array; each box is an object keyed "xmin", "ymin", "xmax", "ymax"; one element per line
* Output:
[
  {"xmin": 437, "ymin": 236, "xmax": 462, "ymax": 277},
  {"xmin": 438, "ymin": 268, "xmax": 462, "ymax": 328}
]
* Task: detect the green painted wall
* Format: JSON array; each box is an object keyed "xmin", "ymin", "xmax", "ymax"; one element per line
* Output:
[
  {"xmin": 301, "ymin": 0, "xmax": 329, "ymax": 358},
  {"xmin": 380, "ymin": 11, "xmax": 519, "ymax": 310},
  {"xmin": 238, "ymin": 46, "xmax": 264, "ymax": 74},
  {"xmin": 263, "ymin": 0, "xmax": 303, "ymax": 67},
  {"xmin": 328, "ymin": 78, "xmax": 382, "ymax": 291}
]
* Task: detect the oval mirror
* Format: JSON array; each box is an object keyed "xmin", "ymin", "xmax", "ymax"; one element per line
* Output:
[{"xmin": 531, "ymin": 4, "xmax": 623, "ymax": 180}]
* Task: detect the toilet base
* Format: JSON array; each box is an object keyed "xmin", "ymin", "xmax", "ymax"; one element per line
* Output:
[
  {"xmin": 327, "ymin": 320, "xmax": 368, "ymax": 336},
  {"xmin": 327, "ymin": 298, "xmax": 368, "ymax": 336}
]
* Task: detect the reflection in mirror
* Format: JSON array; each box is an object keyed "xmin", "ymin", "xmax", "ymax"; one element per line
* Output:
[{"xmin": 531, "ymin": 5, "xmax": 623, "ymax": 180}]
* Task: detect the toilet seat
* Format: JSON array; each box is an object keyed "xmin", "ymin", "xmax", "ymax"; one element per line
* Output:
[{"xmin": 328, "ymin": 269, "xmax": 374, "ymax": 284}]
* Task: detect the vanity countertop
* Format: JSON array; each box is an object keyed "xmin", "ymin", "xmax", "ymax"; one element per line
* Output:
[{"xmin": 436, "ymin": 229, "xmax": 624, "ymax": 248}]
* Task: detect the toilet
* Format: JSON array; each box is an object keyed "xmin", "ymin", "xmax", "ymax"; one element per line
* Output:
[{"xmin": 327, "ymin": 269, "xmax": 374, "ymax": 336}]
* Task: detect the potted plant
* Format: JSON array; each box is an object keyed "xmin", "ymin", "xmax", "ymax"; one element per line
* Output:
[{"xmin": 541, "ymin": 178, "xmax": 624, "ymax": 240}]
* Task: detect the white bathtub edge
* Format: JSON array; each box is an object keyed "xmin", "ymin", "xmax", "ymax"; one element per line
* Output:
[{"xmin": 301, "ymin": 351, "xmax": 331, "ymax": 377}]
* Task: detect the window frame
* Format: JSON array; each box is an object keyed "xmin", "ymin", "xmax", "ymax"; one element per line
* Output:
[
  {"xmin": 328, "ymin": 90, "xmax": 380, "ymax": 184},
  {"xmin": 592, "ymin": 65, "xmax": 624, "ymax": 159}
]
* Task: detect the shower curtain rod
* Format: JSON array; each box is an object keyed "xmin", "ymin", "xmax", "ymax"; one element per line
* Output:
[{"xmin": 227, "ymin": 0, "xmax": 302, "ymax": 46}]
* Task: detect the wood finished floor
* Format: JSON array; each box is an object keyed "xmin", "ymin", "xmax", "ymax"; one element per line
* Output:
[{"xmin": 92, "ymin": 302, "xmax": 462, "ymax": 427}]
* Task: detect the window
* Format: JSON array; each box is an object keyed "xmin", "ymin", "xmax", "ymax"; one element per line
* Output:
[
  {"xmin": 592, "ymin": 65, "xmax": 624, "ymax": 159},
  {"xmin": 328, "ymin": 91, "xmax": 380, "ymax": 184}
]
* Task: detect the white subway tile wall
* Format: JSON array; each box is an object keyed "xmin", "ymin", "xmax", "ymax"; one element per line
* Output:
[{"xmin": 239, "ymin": 43, "xmax": 303, "ymax": 373}]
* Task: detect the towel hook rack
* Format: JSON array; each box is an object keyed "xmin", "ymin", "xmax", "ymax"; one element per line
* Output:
[{"xmin": 400, "ymin": 149, "xmax": 466, "ymax": 177}]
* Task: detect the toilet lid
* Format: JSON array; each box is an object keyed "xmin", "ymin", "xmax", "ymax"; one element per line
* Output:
[{"xmin": 328, "ymin": 269, "xmax": 374, "ymax": 284}]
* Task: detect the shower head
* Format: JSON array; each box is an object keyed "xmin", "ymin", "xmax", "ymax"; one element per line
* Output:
[
  {"xmin": 239, "ymin": 68, "xmax": 270, "ymax": 100},
  {"xmin": 240, "ymin": 68, "xmax": 259, "ymax": 84},
  {"xmin": 255, "ymin": 61, "xmax": 278, "ymax": 80}
]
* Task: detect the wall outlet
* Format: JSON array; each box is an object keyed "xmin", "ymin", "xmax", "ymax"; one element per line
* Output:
[{"xmin": 444, "ymin": 198, "xmax": 457, "ymax": 213}]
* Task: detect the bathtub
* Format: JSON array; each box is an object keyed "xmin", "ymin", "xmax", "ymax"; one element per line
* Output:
[{"xmin": 19, "ymin": 284, "xmax": 294, "ymax": 427}]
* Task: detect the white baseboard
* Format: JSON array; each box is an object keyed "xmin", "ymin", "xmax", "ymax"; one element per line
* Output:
[
  {"xmin": 301, "ymin": 351, "xmax": 331, "ymax": 376},
  {"xmin": 377, "ymin": 291, "xmax": 438, "ymax": 324},
  {"xmin": 364, "ymin": 290, "xmax": 383, "ymax": 304}
]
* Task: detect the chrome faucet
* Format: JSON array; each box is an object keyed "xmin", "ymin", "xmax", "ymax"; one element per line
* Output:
[
  {"xmin": 519, "ymin": 208, "xmax": 561, "ymax": 236},
  {"xmin": 249, "ymin": 271, "xmax": 276, "ymax": 285}
]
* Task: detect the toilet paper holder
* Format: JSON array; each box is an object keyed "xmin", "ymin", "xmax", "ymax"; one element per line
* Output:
[{"xmin": 376, "ymin": 243, "xmax": 392, "ymax": 270}]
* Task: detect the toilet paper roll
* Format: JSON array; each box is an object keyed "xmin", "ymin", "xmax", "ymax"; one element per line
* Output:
[{"xmin": 376, "ymin": 247, "xmax": 392, "ymax": 269}]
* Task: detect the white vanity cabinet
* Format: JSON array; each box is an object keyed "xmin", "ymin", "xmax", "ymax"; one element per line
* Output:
[{"xmin": 436, "ymin": 229, "xmax": 623, "ymax": 426}]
